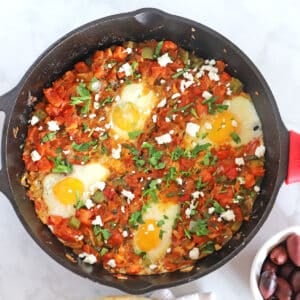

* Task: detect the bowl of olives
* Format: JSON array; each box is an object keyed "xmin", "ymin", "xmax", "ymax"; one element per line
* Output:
[{"xmin": 250, "ymin": 226, "xmax": 300, "ymax": 299}]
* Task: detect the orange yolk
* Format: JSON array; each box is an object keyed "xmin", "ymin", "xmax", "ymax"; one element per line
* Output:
[
  {"xmin": 207, "ymin": 111, "xmax": 239, "ymax": 144},
  {"xmin": 135, "ymin": 219, "xmax": 160, "ymax": 252},
  {"xmin": 53, "ymin": 177, "xmax": 84, "ymax": 205},
  {"xmin": 112, "ymin": 102, "xmax": 140, "ymax": 132}
]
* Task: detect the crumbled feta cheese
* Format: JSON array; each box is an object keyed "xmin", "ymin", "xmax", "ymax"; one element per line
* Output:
[
  {"xmin": 155, "ymin": 133, "xmax": 172, "ymax": 144},
  {"xmin": 226, "ymin": 88, "xmax": 232, "ymax": 96},
  {"xmin": 160, "ymin": 79, "xmax": 166, "ymax": 85},
  {"xmin": 107, "ymin": 259, "xmax": 116, "ymax": 268},
  {"xmin": 62, "ymin": 149, "xmax": 70, "ymax": 155},
  {"xmin": 176, "ymin": 178, "xmax": 183, "ymax": 185},
  {"xmin": 157, "ymin": 53, "xmax": 173, "ymax": 67},
  {"xmin": 208, "ymin": 207, "xmax": 215, "ymax": 214},
  {"xmin": 112, "ymin": 144, "xmax": 122, "ymax": 159},
  {"xmin": 156, "ymin": 178, "xmax": 162, "ymax": 184},
  {"xmin": 172, "ymin": 114, "xmax": 177, "ymax": 121},
  {"xmin": 180, "ymin": 79, "xmax": 194, "ymax": 93},
  {"xmin": 169, "ymin": 129, "xmax": 175, "ymax": 135},
  {"xmin": 149, "ymin": 264, "xmax": 158, "ymax": 270},
  {"xmin": 92, "ymin": 215, "xmax": 103, "ymax": 226},
  {"xmin": 148, "ymin": 224, "xmax": 155, "ymax": 231},
  {"xmin": 75, "ymin": 235, "xmax": 84, "ymax": 241},
  {"xmin": 99, "ymin": 116, "xmax": 105, "ymax": 121},
  {"xmin": 121, "ymin": 189, "xmax": 135, "ymax": 203},
  {"xmin": 30, "ymin": 115, "xmax": 39, "ymax": 126},
  {"xmin": 79, "ymin": 252, "xmax": 97, "ymax": 264},
  {"xmin": 90, "ymin": 80, "xmax": 101, "ymax": 92},
  {"xmin": 113, "ymin": 134, "xmax": 119, "ymax": 140},
  {"xmin": 124, "ymin": 47, "xmax": 132, "ymax": 54},
  {"xmin": 255, "ymin": 145, "xmax": 266, "ymax": 158},
  {"xmin": 89, "ymin": 113, "xmax": 96, "ymax": 119},
  {"xmin": 254, "ymin": 185, "xmax": 260, "ymax": 193},
  {"xmin": 118, "ymin": 63, "xmax": 132, "ymax": 76},
  {"xmin": 171, "ymin": 93, "xmax": 181, "ymax": 99},
  {"xmin": 235, "ymin": 157, "xmax": 245, "ymax": 166},
  {"xmin": 122, "ymin": 230, "xmax": 128, "ymax": 238},
  {"xmin": 38, "ymin": 126, "xmax": 43, "ymax": 131},
  {"xmin": 166, "ymin": 247, "xmax": 172, "ymax": 253},
  {"xmin": 208, "ymin": 71, "xmax": 220, "ymax": 81},
  {"xmin": 220, "ymin": 210, "xmax": 236, "ymax": 222},
  {"xmin": 209, "ymin": 59, "xmax": 216, "ymax": 65},
  {"xmin": 31, "ymin": 150, "xmax": 41, "ymax": 162},
  {"xmin": 191, "ymin": 191, "xmax": 204, "ymax": 199},
  {"xmin": 185, "ymin": 207, "xmax": 191, "ymax": 217},
  {"xmin": 115, "ymin": 95, "xmax": 121, "ymax": 102},
  {"xmin": 165, "ymin": 117, "xmax": 171, "ymax": 123},
  {"xmin": 231, "ymin": 119, "xmax": 238, "ymax": 127},
  {"xmin": 183, "ymin": 72, "xmax": 194, "ymax": 81},
  {"xmin": 93, "ymin": 102, "xmax": 100, "ymax": 110},
  {"xmin": 237, "ymin": 177, "xmax": 245, "ymax": 184},
  {"xmin": 85, "ymin": 198, "xmax": 95, "ymax": 209},
  {"xmin": 47, "ymin": 120, "xmax": 60, "ymax": 131},
  {"xmin": 204, "ymin": 122, "xmax": 212, "ymax": 130},
  {"xmin": 202, "ymin": 91, "xmax": 213, "ymax": 100},
  {"xmin": 90, "ymin": 181, "xmax": 106, "ymax": 192},
  {"xmin": 121, "ymin": 206, "xmax": 126, "ymax": 213},
  {"xmin": 94, "ymin": 94, "xmax": 100, "ymax": 101},
  {"xmin": 196, "ymin": 70, "xmax": 205, "ymax": 78},
  {"xmin": 189, "ymin": 247, "xmax": 200, "ymax": 260},
  {"xmin": 186, "ymin": 122, "xmax": 200, "ymax": 137},
  {"xmin": 157, "ymin": 98, "xmax": 167, "ymax": 108}
]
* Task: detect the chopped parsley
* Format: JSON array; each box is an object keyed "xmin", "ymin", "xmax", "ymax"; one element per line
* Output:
[
  {"xmin": 199, "ymin": 241, "xmax": 215, "ymax": 255},
  {"xmin": 93, "ymin": 226, "xmax": 111, "ymax": 240},
  {"xmin": 142, "ymin": 179, "xmax": 160, "ymax": 202},
  {"xmin": 50, "ymin": 153, "xmax": 73, "ymax": 174},
  {"xmin": 212, "ymin": 200, "xmax": 225, "ymax": 214},
  {"xmin": 157, "ymin": 220, "xmax": 165, "ymax": 227},
  {"xmin": 70, "ymin": 83, "xmax": 92, "ymax": 115},
  {"xmin": 142, "ymin": 142, "xmax": 166, "ymax": 170},
  {"xmin": 230, "ymin": 132, "xmax": 241, "ymax": 144},
  {"xmin": 165, "ymin": 167, "xmax": 177, "ymax": 185},
  {"xmin": 170, "ymin": 147, "xmax": 185, "ymax": 161},
  {"xmin": 153, "ymin": 41, "xmax": 164, "ymax": 58},
  {"xmin": 184, "ymin": 228, "xmax": 192, "ymax": 239},
  {"xmin": 128, "ymin": 130, "xmax": 143, "ymax": 140},
  {"xmin": 72, "ymin": 140, "xmax": 98, "ymax": 152},
  {"xmin": 129, "ymin": 211, "xmax": 143, "ymax": 228},
  {"xmin": 190, "ymin": 219, "xmax": 209, "ymax": 236},
  {"xmin": 41, "ymin": 132, "xmax": 56, "ymax": 143},
  {"xmin": 100, "ymin": 247, "xmax": 109, "ymax": 256},
  {"xmin": 100, "ymin": 96, "xmax": 113, "ymax": 107}
]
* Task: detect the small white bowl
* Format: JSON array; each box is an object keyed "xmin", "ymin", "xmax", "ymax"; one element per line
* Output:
[{"xmin": 250, "ymin": 225, "xmax": 300, "ymax": 300}]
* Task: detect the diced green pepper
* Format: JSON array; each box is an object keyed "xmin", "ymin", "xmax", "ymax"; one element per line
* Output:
[
  {"xmin": 141, "ymin": 47, "xmax": 154, "ymax": 59},
  {"xmin": 91, "ymin": 190, "xmax": 105, "ymax": 204},
  {"xmin": 68, "ymin": 216, "xmax": 81, "ymax": 229},
  {"xmin": 190, "ymin": 54, "xmax": 204, "ymax": 68},
  {"xmin": 230, "ymin": 77, "xmax": 243, "ymax": 94},
  {"xmin": 34, "ymin": 109, "xmax": 47, "ymax": 121},
  {"xmin": 178, "ymin": 48, "xmax": 189, "ymax": 65}
]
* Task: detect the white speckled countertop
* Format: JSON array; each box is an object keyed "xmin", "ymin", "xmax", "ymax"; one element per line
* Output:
[{"xmin": 0, "ymin": 1, "xmax": 300, "ymax": 299}]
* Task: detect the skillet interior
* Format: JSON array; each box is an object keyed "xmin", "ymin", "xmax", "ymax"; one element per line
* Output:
[{"xmin": 2, "ymin": 8, "xmax": 289, "ymax": 293}]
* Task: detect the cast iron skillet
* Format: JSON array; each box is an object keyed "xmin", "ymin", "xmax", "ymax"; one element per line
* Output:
[{"xmin": 0, "ymin": 8, "xmax": 299, "ymax": 294}]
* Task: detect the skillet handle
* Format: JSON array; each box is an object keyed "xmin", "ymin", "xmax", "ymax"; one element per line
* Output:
[
  {"xmin": 286, "ymin": 130, "xmax": 300, "ymax": 184},
  {"xmin": 0, "ymin": 88, "xmax": 17, "ymax": 198}
]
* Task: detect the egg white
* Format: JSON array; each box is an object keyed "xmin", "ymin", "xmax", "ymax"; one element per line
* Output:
[
  {"xmin": 43, "ymin": 162, "xmax": 109, "ymax": 218},
  {"xmin": 133, "ymin": 201, "xmax": 179, "ymax": 263},
  {"xmin": 184, "ymin": 95, "xmax": 262, "ymax": 148},
  {"xmin": 110, "ymin": 82, "xmax": 158, "ymax": 140}
]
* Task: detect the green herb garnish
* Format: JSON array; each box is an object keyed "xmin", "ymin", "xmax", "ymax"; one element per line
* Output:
[
  {"xmin": 70, "ymin": 83, "xmax": 92, "ymax": 115},
  {"xmin": 129, "ymin": 211, "xmax": 143, "ymax": 228},
  {"xmin": 230, "ymin": 132, "xmax": 241, "ymax": 144},
  {"xmin": 128, "ymin": 130, "xmax": 143, "ymax": 140},
  {"xmin": 153, "ymin": 41, "xmax": 164, "ymax": 58},
  {"xmin": 41, "ymin": 132, "xmax": 56, "ymax": 143},
  {"xmin": 72, "ymin": 140, "xmax": 97, "ymax": 152}
]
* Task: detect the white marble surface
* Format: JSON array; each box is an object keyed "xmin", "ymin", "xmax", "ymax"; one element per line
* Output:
[{"xmin": 0, "ymin": 1, "xmax": 300, "ymax": 299}]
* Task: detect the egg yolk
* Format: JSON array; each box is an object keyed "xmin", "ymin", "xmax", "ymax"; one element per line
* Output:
[
  {"xmin": 53, "ymin": 177, "xmax": 84, "ymax": 205},
  {"xmin": 135, "ymin": 219, "xmax": 160, "ymax": 252},
  {"xmin": 207, "ymin": 111, "xmax": 239, "ymax": 144},
  {"xmin": 112, "ymin": 102, "xmax": 140, "ymax": 132}
]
